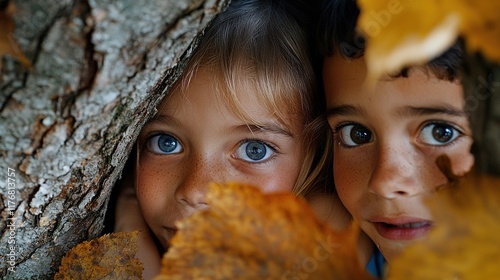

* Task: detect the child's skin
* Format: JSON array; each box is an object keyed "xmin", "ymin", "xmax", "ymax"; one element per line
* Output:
[
  {"xmin": 113, "ymin": 0, "xmax": 341, "ymax": 278},
  {"xmin": 323, "ymin": 55, "xmax": 475, "ymax": 262},
  {"xmin": 136, "ymin": 66, "xmax": 306, "ymax": 250}
]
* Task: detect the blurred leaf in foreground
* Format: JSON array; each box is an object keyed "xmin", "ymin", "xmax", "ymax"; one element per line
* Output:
[
  {"xmin": 156, "ymin": 182, "xmax": 373, "ymax": 280},
  {"xmin": 357, "ymin": 0, "xmax": 500, "ymax": 82},
  {"xmin": 387, "ymin": 171, "xmax": 500, "ymax": 279}
]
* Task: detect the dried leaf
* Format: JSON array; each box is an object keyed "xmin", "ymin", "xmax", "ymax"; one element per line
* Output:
[
  {"xmin": 0, "ymin": 1, "xmax": 31, "ymax": 69},
  {"xmin": 357, "ymin": 0, "xmax": 458, "ymax": 82},
  {"xmin": 387, "ymin": 173, "xmax": 500, "ymax": 279},
  {"xmin": 55, "ymin": 231, "xmax": 144, "ymax": 280},
  {"xmin": 454, "ymin": 1, "xmax": 500, "ymax": 64},
  {"xmin": 156, "ymin": 182, "xmax": 373, "ymax": 280},
  {"xmin": 357, "ymin": 0, "xmax": 500, "ymax": 82}
]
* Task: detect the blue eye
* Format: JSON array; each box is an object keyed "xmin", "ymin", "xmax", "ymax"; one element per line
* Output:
[
  {"xmin": 419, "ymin": 123, "xmax": 460, "ymax": 145},
  {"xmin": 236, "ymin": 140, "xmax": 275, "ymax": 163},
  {"xmin": 337, "ymin": 124, "xmax": 373, "ymax": 147},
  {"xmin": 148, "ymin": 134, "xmax": 183, "ymax": 154}
]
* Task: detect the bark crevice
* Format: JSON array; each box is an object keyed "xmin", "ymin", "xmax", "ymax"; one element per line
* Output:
[{"xmin": 0, "ymin": 1, "xmax": 229, "ymax": 278}]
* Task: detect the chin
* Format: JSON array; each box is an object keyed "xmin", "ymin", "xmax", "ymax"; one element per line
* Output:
[{"xmin": 379, "ymin": 240, "xmax": 415, "ymax": 262}]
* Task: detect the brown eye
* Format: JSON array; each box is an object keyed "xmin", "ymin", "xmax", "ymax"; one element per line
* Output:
[
  {"xmin": 338, "ymin": 124, "xmax": 373, "ymax": 147},
  {"xmin": 419, "ymin": 123, "xmax": 460, "ymax": 145}
]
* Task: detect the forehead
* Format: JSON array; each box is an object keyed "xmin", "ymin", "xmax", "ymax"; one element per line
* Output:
[
  {"xmin": 162, "ymin": 68, "xmax": 259, "ymax": 114},
  {"xmin": 323, "ymin": 55, "xmax": 464, "ymax": 109},
  {"xmin": 159, "ymin": 68, "xmax": 302, "ymax": 133}
]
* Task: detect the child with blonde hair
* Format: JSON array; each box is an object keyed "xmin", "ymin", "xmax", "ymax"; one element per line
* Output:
[{"xmin": 111, "ymin": 0, "xmax": 345, "ymax": 278}]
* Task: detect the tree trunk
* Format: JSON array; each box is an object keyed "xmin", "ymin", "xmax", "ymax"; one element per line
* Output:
[{"xmin": 0, "ymin": 0, "xmax": 228, "ymax": 278}]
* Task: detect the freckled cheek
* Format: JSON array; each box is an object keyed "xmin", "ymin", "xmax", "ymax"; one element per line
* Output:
[
  {"xmin": 255, "ymin": 174, "xmax": 296, "ymax": 193},
  {"xmin": 333, "ymin": 153, "xmax": 370, "ymax": 214},
  {"xmin": 449, "ymin": 147, "xmax": 475, "ymax": 176},
  {"xmin": 428, "ymin": 141, "xmax": 475, "ymax": 184},
  {"xmin": 254, "ymin": 160, "xmax": 301, "ymax": 193},
  {"xmin": 135, "ymin": 162, "xmax": 180, "ymax": 222}
]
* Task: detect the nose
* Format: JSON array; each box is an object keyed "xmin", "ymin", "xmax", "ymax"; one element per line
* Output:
[
  {"xmin": 175, "ymin": 155, "xmax": 220, "ymax": 211},
  {"xmin": 368, "ymin": 142, "xmax": 424, "ymax": 199}
]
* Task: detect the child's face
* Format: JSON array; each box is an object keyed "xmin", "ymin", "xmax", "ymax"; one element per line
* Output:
[
  {"xmin": 323, "ymin": 55, "xmax": 474, "ymax": 261},
  {"xmin": 136, "ymin": 68, "xmax": 305, "ymax": 249}
]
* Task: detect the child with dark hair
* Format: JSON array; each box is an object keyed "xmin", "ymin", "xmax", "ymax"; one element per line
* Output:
[{"xmin": 316, "ymin": 0, "xmax": 474, "ymax": 277}]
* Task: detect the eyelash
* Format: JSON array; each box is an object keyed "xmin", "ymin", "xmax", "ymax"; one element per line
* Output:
[
  {"xmin": 332, "ymin": 122, "xmax": 366, "ymax": 149},
  {"xmin": 141, "ymin": 133, "xmax": 280, "ymax": 163},
  {"xmin": 142, "ymin": 132, "xmax": 180, "ymax": 154},
  {"xmin": 332, "ymin": 121, "xmax": 354, "ymax": 134},
  {"xmin": 418, "ymin": 120, "xmax": 465, "ymax": 148},
  {"xmin": 332, "ymin": 120, "xmax": 466, "ymax": 149},
  {"xmin": 236, "ymin": 138, "xmax": 279, "ymax": 164},
  {"xmin": 242, "ymin": 138, "xmax": 278, "ymax": 150}
]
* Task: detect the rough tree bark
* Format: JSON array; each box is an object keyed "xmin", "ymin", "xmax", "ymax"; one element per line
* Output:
[
  {"xmin": 0, "ymin": 0, "xmax": 229, "ymax": 278},
  {"xmin": 1, "ymin": 0, "xmax": 498, "ymax": 279}
]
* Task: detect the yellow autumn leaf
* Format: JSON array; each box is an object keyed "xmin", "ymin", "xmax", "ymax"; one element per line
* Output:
[
  {"xmin": 55, "ymin": 231, "xmax": 144, "ymax": 280},
  {"xmin": 156, "ymin": 182, "xmax": 373, "ymax": 280},
  {"xmin": 451, "ymin": 0, "xmax": 500, "ymax": 63},
  {"xmin": 357, "ymin": 0, "xmax": 500, "ymax": 82},
  {"xmin": 386, "ymin": 173, "xmax": 500, "ymax": 279}
]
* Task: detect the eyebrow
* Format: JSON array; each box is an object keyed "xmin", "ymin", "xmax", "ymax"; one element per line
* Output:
[
  {"xmin": 326, "ymin": 104, "xmax": 467, "ymax": 119},
  {"xmin": 326, "ymin": 105, "xmax": 365, "ymax": 119},
  {"xmin": 232, "ymin": 124, "xmax": 294, "ymax": 138},
  {"xmin": 145, "ymin": 114, "xmax": 183, "ymax": 128},
  {"xmin": 397, "ymin": 105, "xmax": 468, "ymax": 118},
  {"xmin": 146, "ymin": 114, "xmax": 294, "ymax": 138}
]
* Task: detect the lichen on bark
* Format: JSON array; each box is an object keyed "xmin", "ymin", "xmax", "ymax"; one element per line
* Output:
[{"xmin": 0, "ymin": 0, "xmax": 229, "ymax": 278}]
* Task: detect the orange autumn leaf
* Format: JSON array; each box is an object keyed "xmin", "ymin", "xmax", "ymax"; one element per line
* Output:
[
  {"xmin": 156, "ymin": 182, "xmax": 373, "ymax": 280},
  {"xmin": 357, "ymin": 0, "xmax": 459, "ymax": 82},
  {"xmin": 0, "ymin": 1, "xmax": 31, "ymax": 70},
  {"xmin": 452, "ymin": 0, "xmax": 500, "ymax": 63},
  {"xmin": 357, "ymin": 0, "xmax": 500, "ymax": 82},
  {"xmin": 387, "ymin": 173, "xmax": 500, "ymax": 279},
  {"xmin": 55, "ymin": 231, "xmax": 144, "ymax": 280}
]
